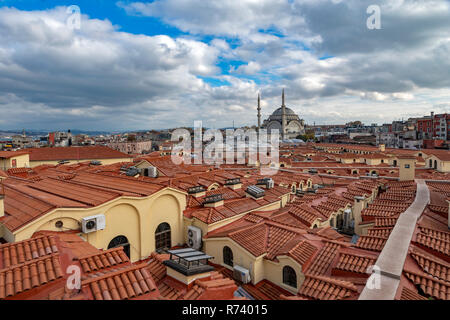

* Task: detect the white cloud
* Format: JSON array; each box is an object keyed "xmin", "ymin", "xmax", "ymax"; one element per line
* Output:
[{"xmin": 1, "ymin": 1, "xmax": 450, "ymax": 130}]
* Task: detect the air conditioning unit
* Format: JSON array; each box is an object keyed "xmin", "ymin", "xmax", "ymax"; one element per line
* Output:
[
  {"xmin": 142, "ymin": 166, "xmax": 158, "ymax": 178},
  {"xmin": 266, "ymin": 178, "xmax": 274, "ymax": 189},
  {"xmin": 233, "ymin": 265, "xmax": 251, "ymax": 284},
  {"xmin": 187, "ymin": 226, "xmax": 202, "ymax": 250},
  {"xmin": 81, "ymin": 214, "xmax": 106, "ymax": 233}
]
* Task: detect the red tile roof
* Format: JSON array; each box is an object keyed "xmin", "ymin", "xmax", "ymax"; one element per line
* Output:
[
  {"xmin": 27, "ymin": 146, "xmax": 132, "ymax": 161},
  {"xmin": 398, "ymin": 286, "xmax": 427, "ymax": 300},
  {"xmin": 414, "ymin": 226, "xmax": 450, "ymax": 257},
  {"xmin": 0, "ymin": 235, "xmax": 58, "ymax": 269},
  {"xmin": 410, "ymin": 249, "xmax": 449, "ymax": 282},
  {"xmin": 403, "ymin": 269, "xmax": 449, "ymax": 300},
  {"xmin": 81, "ymin": 263, "xmax": 158, "ymax": 300},
  {"xmin": 78, "ymin": 247, "xmax": 130, "ymax": 274},
  {"xmin": 334, "ymin": 252, "xmax": 376, "ymax": 274},
  {"xmin": 298, "ymin": 274, "xmax": 358, "ymax": 300},
  {"xmin": 305, "ymin": 241, "xmax": 341, "ymax": 275},
  {"xmin": 0, "ymin": 253, "xmax": 63, "ymax": 299},
  {"xmin": 355, "ymin": 236, "xmax": 387, "ymax": 252},
  {"xmin": 0, "ymin": 151, "xmax": 29, "ymax": 159}
]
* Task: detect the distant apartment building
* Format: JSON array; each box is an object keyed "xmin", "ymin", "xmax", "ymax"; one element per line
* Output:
[
  {"xmin": 108, "ymin": 140, "xmax": 152, "ymax": 154},
  {"xmin": 416, "ymin": 112, "xmax": 450, "ymax": 141},
  {"xmin": 376, "ymin": 112, "xmax": 449, "ymax": 149}
]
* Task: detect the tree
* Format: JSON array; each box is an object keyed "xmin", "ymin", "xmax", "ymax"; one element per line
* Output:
[{"xmin": 296, "ymin": 132, "xmax": 315, "ymax": 141}]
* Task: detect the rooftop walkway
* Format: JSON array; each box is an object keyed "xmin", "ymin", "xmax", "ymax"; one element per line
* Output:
[{"xmin": 359, "ymin": 179, "xmax": 430, "ymax": 300}]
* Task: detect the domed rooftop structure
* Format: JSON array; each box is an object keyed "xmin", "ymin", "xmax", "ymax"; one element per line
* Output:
[
  {"xmin": 267, "ymin": 107, "xmax": 301, "ymax": 121},
  {"xmin": 258, "ymin": 90, "xmax": 305, "ymax": 139}
]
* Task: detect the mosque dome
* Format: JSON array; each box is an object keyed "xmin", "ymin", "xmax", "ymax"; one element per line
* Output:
[{"xmin": 267, "ymin": 107, "xmax": 301, "ymax": 121}]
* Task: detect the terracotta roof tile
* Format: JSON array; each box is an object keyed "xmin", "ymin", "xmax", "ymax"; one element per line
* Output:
[
  {"xmin": 299, "ymin": 274, "xmax": 358, "ymax": 300},
  {"xmin": 415, "ymin": 226, "xmax": 450, "ymax": 256},
  {"xmin": 410, "ymin": 249, "xmax": 450, "ymax": 282},
  {"xmin": 0, "ymin": 253, "xmax": 63, "ymax": 299},
  {"xmin": 27, "ymin": 146, "xmax": 132, "ymax": 161},
  {"xmin": 82, "ymin": 264, "xmax": 157, "ymax": 300},
  {"xmin": 78, "ymin": 247, "xmax": 130, "ymax": 273},
  {"xmin": 0, "ymin": 235, "xmax": 58, "ymax": 269},
  {"xmin": 287, "ymin": 240, "xmax": 318, "ymax": 267},
  {"xmin": 355, "ymin": 236, "xmax": 387, "ymax": 252},
  {"xmin": 334, "ymin": 252, "xmax": 376, "ymax": 274},
  {"xmin": 305, "ymin": 241, "xmax": 341, "ymax": 275},
  {"xmin": 367, "ymin": 227, "xmax": 393, "ymax": 238},
  {"xmin": 404, "ymin": 269, "xmax": 449, "ymax": 300},
  {"xmin": 398, "ymin": 286, "xmax": 427, "ymax": 300}
]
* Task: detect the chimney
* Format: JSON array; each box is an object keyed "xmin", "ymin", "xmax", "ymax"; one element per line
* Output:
[
  {"xmin": 353, "ymin": 196, "xmax": 366, "ymax": 235},
  {"xmin": 203, "ymin": 194, "xmax": 224, "ymax": 208},
  {"xmin": 431, "ymin": 111, "xmax": 434, "ymax": 118},
  {"xmin": 163, "ymin": 248, "xmax": 214, "ymax": 287}
]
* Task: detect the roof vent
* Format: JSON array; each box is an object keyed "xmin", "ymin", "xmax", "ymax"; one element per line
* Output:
[
  {"xmin": 257, "ymin": 178, "xmax": 274, "ymax": 189},
  {"xmin": 246, "ymin": 185, "xmax": 265, "ymax": 199},
  {"xmin": 90, "ymin": 160, "xmax": 102, "ymax": 166},
  {"xmin": 256, "ymin": 178, "xmax": 270, "ymax": 185},
  {"xmin": 225, "ymin": 178, "xmax": 241, "ymax": 185},
  {"xmin": 163, "ymin": 248, "xmax": 214, "ymax": 283},
  {"xmin": 126, "ymin": 166, "xmax": 140, "ymax": 177},
  {"xmin": 142, "ymin": 166, "xmax": 158, "ymax": 178},
  {"xmin": 203, "ymin": 194, "xmax": 223, "ymax": 205},
  {"xmin": 188, "ymin": 185, "xmax": 205, "ymax": 194}
]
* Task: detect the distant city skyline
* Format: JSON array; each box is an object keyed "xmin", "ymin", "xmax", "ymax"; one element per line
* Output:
[{"xmin": 0, "ymin": 1, "xmax": 449, "ymax": 131}]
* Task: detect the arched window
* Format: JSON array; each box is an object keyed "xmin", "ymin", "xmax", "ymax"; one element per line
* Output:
[
  {"xmin": 429, "ymin": 159, "xmax": 433, "ymax": 168},
  {"xmin": 393, "ymin": 160, "xmax": 397, "ymax": 167},
  {"xmin": 434, "ymin": 160, "xmax": 437, "ymax": 169},
  {"xmin": 282, "ymin": 266, "xmax": 297, "ymax": 288},
  {"xmin": 155, "ymin": 223, "xmax": 171, "ymax": 252},
  {"xmin": 223, "ymin": 246, "xmax": 233, "ymax": 267},
  {"xmin": 108, "ymin": 235, "xmax": 130, "ymax": 258}
]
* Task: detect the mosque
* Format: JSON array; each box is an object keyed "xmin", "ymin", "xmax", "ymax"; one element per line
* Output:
[{"xmin": 257, "ymin": 89, "xmax": 305, "ymax": 140}]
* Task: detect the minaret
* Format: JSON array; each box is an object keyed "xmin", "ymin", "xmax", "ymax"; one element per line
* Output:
[
  {"xmin": 281, "ymin": 89, "xmax": 287, "ymax": 140},
  {"xmin": 257, "ymin": 93, "xmax": 261, "ymax": 133}
]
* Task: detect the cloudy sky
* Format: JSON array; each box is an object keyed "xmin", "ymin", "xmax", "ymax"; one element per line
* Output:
[{"xmin": 0, "ymin": 0, "xmax": 449, "ymax": 131}]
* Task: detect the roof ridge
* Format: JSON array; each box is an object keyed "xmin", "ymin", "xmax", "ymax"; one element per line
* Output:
[
  {"xmin": 0, "ymin": 234, "xmax": 48, "ymax": 249},
  {"xmin": 410, "ymin": 247, "xmax": 450, "ymax": 267},
  {"xmin": 403, "ymin": 268, "xmax": 450, "ymax": 286},
  {"xmin": 77, "ymin": 247, "xmax": 128, "ymax": 260},
  {"xmin": 304, "ymin": 273, "xmax": 358, "ymax": 291}
]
